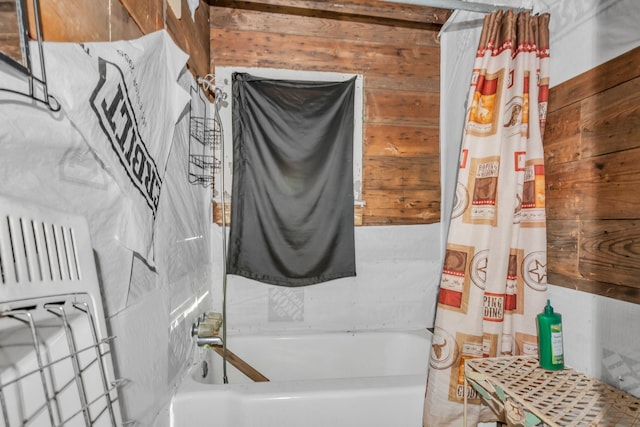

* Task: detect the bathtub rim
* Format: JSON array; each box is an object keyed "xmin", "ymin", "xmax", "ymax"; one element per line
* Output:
[{"xmin": 178, "ymin": 327, "xmax": 432, "ymax": 387}]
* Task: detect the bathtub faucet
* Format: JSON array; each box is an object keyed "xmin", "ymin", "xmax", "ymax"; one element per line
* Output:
[
  {"xmin": 191, "ymin": 312, "xmax": 228, "ymax": 384},
  {"xmin": 191, "ymin": 312, "xmax": 224, "ymax": 347},
  {"xmin": 195, "ymin": 336, "xmax": 224, "ymax": 347}
]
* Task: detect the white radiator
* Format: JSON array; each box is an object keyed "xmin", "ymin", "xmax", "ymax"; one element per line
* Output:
[{"xmin": 0, "ymin": 194, "xmax": 125, "ymax": 426}]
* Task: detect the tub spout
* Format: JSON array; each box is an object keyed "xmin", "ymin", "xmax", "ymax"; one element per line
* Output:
[{"xmin": 195, "ymin": 336, "xmax": 224, "ymax": 347}]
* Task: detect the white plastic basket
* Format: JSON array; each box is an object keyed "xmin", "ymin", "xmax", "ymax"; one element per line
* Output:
[{"xmin": 0, "ymin": 193, "xmax": 125, "ymax": 426}]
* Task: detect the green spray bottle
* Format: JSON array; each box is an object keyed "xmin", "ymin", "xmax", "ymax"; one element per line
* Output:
[{"xmin": 536, "ymin": 300, "xmax": 564, "ymax": 370}]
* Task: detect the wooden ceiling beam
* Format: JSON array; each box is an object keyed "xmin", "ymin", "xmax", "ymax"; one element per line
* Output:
[{"xmin": 208, "ymin": 0, "xmax": 452, "ymax": 27}]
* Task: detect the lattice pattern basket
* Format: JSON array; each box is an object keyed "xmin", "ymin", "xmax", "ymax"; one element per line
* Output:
[{"xmin": 464, "ymin": 356, "xmax": 640, "ymax": 427}]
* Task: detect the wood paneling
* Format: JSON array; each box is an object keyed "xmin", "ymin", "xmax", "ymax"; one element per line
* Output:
[
  {"xmin": 545, "ymin": 148, "xmax": 640, "ymax": 220},
  {"xmin": 210, "ymin": 0, "xmax": 443, "ymax": 225},
  {"xmin": 1, "ymin": 0, "xmax": 209, "ymax": 78},
  {"xmin": 365, "ymin": 123, "xmax": 439, "ymax": 157},
  {"xmin": 546, "ymin": 219, "xmax": 580, "ymax": 278},
  {"xmin": 31, "ymin": 0, "xmax": 112, "ymax": 41},
  {"xmin": 211, "ymin": 29, "xmax": 440, "ymax": 77},
  {"xmin": 119, "ymin": 0, "xmax": 163, "ymax": 35},
  {"xmin": 363, "ymin": 156, "xmax": 439, "ymax": 189},
  {"xmin": 548, "ymin": 47, "xmax": 640, "ymax": 112},
  {"xmin": 209, "ymin": 0, "xmax": 451, "ymax": 26},
  {"xmin": 109, "ymin": 2, "xmax": 146, "ymax": 41},
  {"xmin": 544, "ymin": 45, "xmax": 640, "ymax": 304},
  {"xmin": 543, "ymin": 103, "xmax": 582, "ymax": 164},
  {"xmin": 580, "ymin": 78, "xmax": 640, "ymax": 156},
  {"xmin": 213, "ymin": 201, "xmax": 365, "ymax": 226},
  {"xmin": 365, "ymin": 88, "xmax": 439, "ymax": 125},
  {"xmin": 210, "ymin": 6, "xmax": 441, "ymax": 46},
  {"xmin": 0, "ymin": 0, "xmax": 21, "ymax": 63},
  {"xmin": 166, "ymin": 0, "xmax": 211, "ymax": 76},
  {"xmin": 578, "ymin": 219, "xmax": 640, "ymax": 289}
]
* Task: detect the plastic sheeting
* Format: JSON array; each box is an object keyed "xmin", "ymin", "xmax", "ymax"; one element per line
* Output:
[
  {"xmin": 40, "ymin": 30, "xmax": 190, "ymax": 266},
  {"xmin": 0, "ymin": 29, "xmax": 196, "ymax": 316},
  {"xmin": 534, "ymin": 0, "xmax": 640, "ymax": 87},
  {"xmin": 1, "ymin": 31, "xmax": 214, "ymax": 426},
  {"xmin": 106, "ymin": 72, "xmax": 214, "ymax": 426},
  {"xmin": 0, "ymin": 92, "xmax": 135, "ymax": 316},
  {"xmin": 212, "ymin": 223, "xmax": 443, "ymax": 334}
]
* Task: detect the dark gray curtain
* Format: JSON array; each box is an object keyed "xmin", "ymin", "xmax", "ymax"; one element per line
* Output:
[{"xmin": 226, "ymin": 72, "xmax": 356, "ymax": 287}]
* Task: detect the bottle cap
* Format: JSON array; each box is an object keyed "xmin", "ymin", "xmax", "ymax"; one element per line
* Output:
[{"xmin": 544, "ymin": 299, "xmax": 554, "ymax": 315}]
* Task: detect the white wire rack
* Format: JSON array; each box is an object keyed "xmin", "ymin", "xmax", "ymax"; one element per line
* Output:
[{"xmin": 0, "ymin": 194, "xmax": 126, "ymax": 426}]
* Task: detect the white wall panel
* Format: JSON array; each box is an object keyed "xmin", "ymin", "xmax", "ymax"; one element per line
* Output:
[{"xmin": 211, "ymin": 224, "xmax": 442, "ymax": 334}]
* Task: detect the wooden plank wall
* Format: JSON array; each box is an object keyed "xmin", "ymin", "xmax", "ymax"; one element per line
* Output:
[
  {"xmin": 544, "ymin": 45, "xmax": 640, "ymax": 305},
  {"xmin": 0, "ymin": 0, "xmax": 210, "ymax": 78},
  {"xmin": 209, "ymin": 0, "xmax": 448, "ymax": 225},
  {"xmin": 0, "ymin": 0, "xmax": 21, "ymax": 63}
]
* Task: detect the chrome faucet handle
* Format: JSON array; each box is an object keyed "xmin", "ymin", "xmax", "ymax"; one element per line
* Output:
[{"xmin": 191, "ymin": 321, "xmax": 199, "ymax": 337}]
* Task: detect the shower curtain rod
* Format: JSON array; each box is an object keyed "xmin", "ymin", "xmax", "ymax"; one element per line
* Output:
[{"xmin": 379, "ymin": 0, "xmax": 532, "ymax": 14}]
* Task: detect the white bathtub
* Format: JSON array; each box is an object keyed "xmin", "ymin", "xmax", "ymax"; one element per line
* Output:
[{"xmin": 170, "ymin": 329, "xmax": 431, "ymax": 427}]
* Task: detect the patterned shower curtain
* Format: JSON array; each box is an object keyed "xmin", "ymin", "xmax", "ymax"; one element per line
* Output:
[{"xmin": 423, "ymin": 10, "xmax": 550, "ymax": 427}]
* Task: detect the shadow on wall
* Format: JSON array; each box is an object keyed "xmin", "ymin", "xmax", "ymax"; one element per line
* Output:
[{"xmin": 596, "ymin": 296, "xmax": 640, "ymax": 396}]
